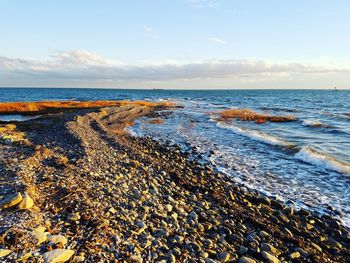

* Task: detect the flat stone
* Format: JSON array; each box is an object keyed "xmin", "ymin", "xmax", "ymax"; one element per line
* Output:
[{"xmin": 42, "ymin": 249, "xmax": 74, "ymax": 263}]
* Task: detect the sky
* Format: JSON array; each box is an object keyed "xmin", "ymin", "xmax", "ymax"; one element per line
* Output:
[{"xmin": 0, "ymin": 0, "xmax": 349, "ymax": 89}]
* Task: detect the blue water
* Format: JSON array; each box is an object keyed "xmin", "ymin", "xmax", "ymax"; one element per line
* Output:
[{"xmin": 1, "ymin": 88, "xmax": 350, "ymax": 225}]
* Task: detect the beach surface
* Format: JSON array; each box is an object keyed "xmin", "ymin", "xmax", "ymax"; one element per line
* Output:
[{"xmin": 0, "ymin": 101, "xmax": 349, "ymax": 262}]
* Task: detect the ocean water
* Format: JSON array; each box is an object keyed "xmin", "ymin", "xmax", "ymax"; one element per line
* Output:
[{"xmin": 1, "ymin": 88, "xmax": 350, "ymax": 225}]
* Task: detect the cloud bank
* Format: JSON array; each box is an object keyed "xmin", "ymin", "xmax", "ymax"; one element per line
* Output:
[{"xmin": 0, "ymin": 50, "xmax": 348, "ymax": 88}]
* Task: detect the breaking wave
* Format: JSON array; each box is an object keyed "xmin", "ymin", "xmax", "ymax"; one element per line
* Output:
[
  {"xmin": 295, "ymin": 147, "xmax": 350, "ymax": 175},
  {"xmin": 217, "ymin": 122, "xmax": 292, "ymax": 147}
]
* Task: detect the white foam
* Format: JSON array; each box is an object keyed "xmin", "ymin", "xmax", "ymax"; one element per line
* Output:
[
  {"xmin": 295, "ymin": 147, "xmax": 350, "ymax": 174},
  {"xmin": 217, "ymin": 122, "xmax": 291, "ymax": 147},
  {"xmin": 302, "ymin": 119, "xmax": 329, "ymax": 128}
]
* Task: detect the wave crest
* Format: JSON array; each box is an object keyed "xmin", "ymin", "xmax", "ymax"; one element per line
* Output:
[
  {"xmin": 217, "ymin": 122, "xmax": 291, "ymax": 147},
  {"xmin": 302, "ymin": 119, "xmax": 332, "ymax": 128},
  {"xmin": 295, "ymin": 147, "xmax": 350, "ymax": 174}
]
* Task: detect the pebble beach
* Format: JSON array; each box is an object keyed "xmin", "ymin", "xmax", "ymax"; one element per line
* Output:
[{"xmin": 0, "ymin": 101, "xmax": 350, "ymax": 262}]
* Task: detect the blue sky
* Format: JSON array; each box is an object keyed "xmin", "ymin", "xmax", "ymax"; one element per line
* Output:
[{"xmin": 0, "ymin": 0, "xmax": 349, "ymax": 89}]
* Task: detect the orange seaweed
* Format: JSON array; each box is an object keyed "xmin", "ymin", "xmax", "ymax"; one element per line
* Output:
[
  {"xmin": 0, "ymin": 100, "xmax": 175, "ymax": 115},
  {"xmin": 215, "ymin": 108, "xmax": 296, "ymax": 123}
]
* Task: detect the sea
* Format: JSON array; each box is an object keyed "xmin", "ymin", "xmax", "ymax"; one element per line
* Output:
[{"xmin": 1, "ymin": 88, "xmax": 349, "ymax": 226}]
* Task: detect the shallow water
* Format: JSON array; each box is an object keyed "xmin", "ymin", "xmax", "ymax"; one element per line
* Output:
[
  {"xmin": 0, "ymin": 114, "xmax": 41, "ymax": 122},
  {"xmin": 1, "ymin": 88, "xmax": 350, "ymax": 225}
]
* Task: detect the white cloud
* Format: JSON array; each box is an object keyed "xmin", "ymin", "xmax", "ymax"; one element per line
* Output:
[
  {"xmin": 50, "ymin": 50, "xmax": 108, "ymax": 66},
  {"xmin": 206, "ymin": 37, "xmax": 226, "ymax": 44},
  {"xmin": 0, "ymin": 50, "xmax": 348, "ymax": 88},
  {"xmin": 188, "ymin": 0, "xmax": 219, "ymax": 8}
]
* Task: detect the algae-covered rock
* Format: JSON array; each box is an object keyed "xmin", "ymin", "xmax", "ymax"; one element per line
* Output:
[
  {"xmin": 0, "ymin": 192, "xmax": 22, "ymax": 208},
  {"xmin": 42, "ymin": 249, "xmax": 74, "ymax": 263}
]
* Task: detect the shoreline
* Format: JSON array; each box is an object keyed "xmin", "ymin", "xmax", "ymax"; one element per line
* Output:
[{"xmin": 0, "ymin": 101, "xmax": 349, "ymax": 262}]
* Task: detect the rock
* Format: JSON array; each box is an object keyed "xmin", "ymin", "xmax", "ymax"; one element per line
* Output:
[
  {"xmin": 259, "ymin": 230, "xmax": 269, "ymax": 238},
  {"xmin": 295, "ymin": 247, "xmax": 309, "ymax": 258},
  {"xmin": 47, "ymin": 234, "xmax": 68, "ymax": 245},
  {"xmin": 72, "ymin": 255, "xmax": 85, "ymax": 262},
  {"xmin": 261, "ymin": 243, "xmax": 280, "ymax": 256},
  {"xmin": 32, "ymin": 231, "xmax": 47, "ymax": 245},
  {"xmin": 18, "ymin": 193, "xmax": 34, "ymax": 209},
  {"xmin": 0, "ymin": 249, "xmax": 12, "ymax": 258},
  {"xmin": 311, "ymin": 242, "xmax": 322, "ymax": 252},
  {"xmin": 238, "ymin": 256, "xmax": 257, "ymax": 263},
  {"xmin": 34, "ymin": 226, "xmax": 46, "ymax": 233},
  {"xmin": 289, "ymin": 251, "xmax": 300, "ymax": 259},
  {"xmin": 217, "ymin": 252, "xmax": 230, "ymax": 262},
  {"xmin": 188, "ymin": 211, "xmax": 198, "ymax": 221},
  {"xmin": 128, "ymin": 254, "xmax": 143, "ymax": 263},
  {"xmin": 18, "ymin": 252, "xmax": 32, "ymax": 261},
  {"xmin": 136, "ymin": 221, "xmax": 146, "ymax": 228},
  {"xmin": 0, "ymin": 192, "xmax": 22, "ymax": 208},
  {"xmin": 165, "ymin": 204, "xmax": 173, "ymax": 212},
  {"xmin": 167, "ymin": 252, "xmax": 176, "ymax": 263},
  {"xmin": 108, "ymin": 207, "xmax": 117, "ymax": 214},
  {"xmin": 239, "ymin": 246, "xmax": 248, "ymax": 254},
  {"xmin": 261, "ymin": 251, "xmax": 279, "ymax": 263},
  {"xmin": 42, "ymin": 249, "xmax": 74, "ymax": 263}
]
